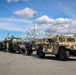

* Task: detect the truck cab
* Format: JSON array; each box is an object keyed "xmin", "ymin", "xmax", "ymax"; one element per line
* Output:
[
  {"xmin": 8, "ymin": 37, "xmax": 26, "ymax": 53},
  {"xmin": 37, "ymin": 35, "xmax": 76, "ymax": 60}
]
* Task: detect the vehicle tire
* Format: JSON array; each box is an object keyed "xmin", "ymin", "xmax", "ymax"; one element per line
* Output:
[
  {"xmin": 27, "ymin": 46, "xmax": 32, "ymax": 55},
  {"xmin": 38, "ymin": 48, "xmax": 45, "ymax": 58},
  {"xmin": 55, "ymin": 54, "xmax": 59, "ymax": 58},
  {"xmin": 13, "ymin": 50, "xmax": 16, "ymax": 53},
  {"xmin": 13, "ymin": 46, "xmax": 20, "ymax": 53},
  {"xmin": 18, "ymin": 48, "xmax": 21, "ymax": 54},
  {"xmin": 27, "ymin": 49, "xmax": 32, "ymax": 55},
  {"xmin": 22, "ymin": 49, "xmax": 25, "ymax": 54},
  {"xmin": 36, "ymin": 49, "xmax": 39, "ymax": 55},
  {"xmin": 9, "ymin": 47, "xmax": 12, "ymax": 52},
  {"xmin": 3, "ymin": 46, "xmax": 6, "ymax": 52},
  {"xmin": 58, "ymin": 48, "xmax": 70, "ymax": 61}
]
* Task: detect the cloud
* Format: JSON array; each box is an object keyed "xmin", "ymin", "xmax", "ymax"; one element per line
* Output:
[
  {"xmin": 35, "ymin": 15, "xmax": 72, "ymax": 25},
  {"xmin": 6, "ymin": 0, "xmax": 11, "ymax": 3},
  {"xmin": 23, "ymin": 0, "xmax": 30, "ymax": 1},
  {"xmin": 6, "ymin": 0, "xmax": 30, "ymax": 3},
  {"xmin": 6, "ymin": 0, "xmax": 19, "ymax": 3},
  {"xmin": 0, "ymin": 17, "xmax": 33, "ymax": 32},
  {"xmin": 0, "ymin": 17, "xmax": 32, "ymax": 23},
  {"xmin": 44, "ymin": 19, "xmax": 76, "ymax": 36},
  {"xmin": 14, "ymin": 7, "xmax": 37, "ymax": 19},
  {"xmin": 1, "ymin": 16, "xmax": 76, "ymax": 38},
  {"xmin": 34, "ymin": 15, "xmax": 76, "ymax": 37},
  {"xmin": 35, "ymin": 15, "xmax": 54, "ymax": 25}
]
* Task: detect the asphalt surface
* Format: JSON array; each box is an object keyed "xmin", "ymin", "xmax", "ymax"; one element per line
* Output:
[{"xmin": 0, "ymin": 51, "xmax": 76, "ymax": 75}]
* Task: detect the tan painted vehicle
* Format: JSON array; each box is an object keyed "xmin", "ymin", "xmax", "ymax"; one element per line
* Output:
[{"xmin": 36, "ymin": 35, "xmax": 76, "ymax": 60}]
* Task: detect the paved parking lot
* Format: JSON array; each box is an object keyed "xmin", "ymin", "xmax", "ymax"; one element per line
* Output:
[{"xmin": 0, "ymin": 51, "xmax": 76, "ymax": 75}]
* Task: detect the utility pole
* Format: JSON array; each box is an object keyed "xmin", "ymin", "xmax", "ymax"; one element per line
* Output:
[
  {"xmin": 33, "ymin": 14, "xmax": 36, "ymax": 40},
  {"xmin": 27, "ymin": 31, "xmax": 29, "ymax": 39},
  {"xmin": 7, "ymin": 32, "xmax": 10, "ymax": 39}
]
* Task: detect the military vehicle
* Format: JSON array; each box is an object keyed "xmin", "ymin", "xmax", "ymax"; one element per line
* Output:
[
  {"xmin": 0, "ymin": 41, "xmax": 3, "ymax": 51},
  {"xmin": 26, "ymin": 35, "xmax": 76, "ymax": 60},
  {"xmin": 36, "ymin": 35, "xmax": 76, "ymax": 60},
  {"xmin": 26, "ymin": 38, "xmax": 43, "ymax": 55},
  {"xmin": 25, "ymin": 39, "xmax": 35, "ymax": 55},
  {"xmin": 5, "ymin": 36, "xmax": 26, "ymax": 53},
  {"xmin": 0, "ymin": 40, "xmax": 8, "ymax": 51}
]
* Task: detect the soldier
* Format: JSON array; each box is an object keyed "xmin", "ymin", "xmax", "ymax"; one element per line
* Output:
[
  {"xmin": 6, "ymin": 42, "xmax": 9, "ymax": 52},
  {"xmin": 3, "ymin": 44, "xmax": 6, "ymax": 52}
]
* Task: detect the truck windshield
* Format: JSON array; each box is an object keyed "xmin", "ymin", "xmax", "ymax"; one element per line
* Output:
[
  {"xmin": 18, "ymin": 39, "xmax": 22, "ymax": 42},
  {"xmin": 19, "ymin": 42, "xmax": 25, "ymax": 45},
  {"xmin": 59, "ymin": 38, "xmax": 65, "ymax": 42},
  {"xmin": 13, "ymin": 39, "xmax": 17, "ymax": 42},
  {"xmin": 48, "ymin": 39, "xmax": 53, "ymax": 43},
  {"xmin": 67, "ymin": 38, "xmax": 75, "ymax": 42}
]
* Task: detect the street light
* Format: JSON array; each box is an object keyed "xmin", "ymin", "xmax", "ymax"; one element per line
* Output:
[
  {"xmin": 33, "ymin": 13, "xmax": 36, "ymax": 40},
  {"xmin": 27, "ymin": 31, "xmax": 30, "ymax": 39},
  {"xmin": 7, "ymin": 32, "xmax": 10, "ymax": 38}
]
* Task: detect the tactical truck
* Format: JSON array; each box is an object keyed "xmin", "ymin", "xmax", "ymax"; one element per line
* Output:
[
  {"xmin": 26, "ymin": 35, "xmax": 76, "ymax": 60},
  {"xmin": 6, "ymin": 36, "xmax": 26, "ymax": 53},
  {"xmin": 37, "ymin": 35, "xmax": 76, "ymax": 60}
]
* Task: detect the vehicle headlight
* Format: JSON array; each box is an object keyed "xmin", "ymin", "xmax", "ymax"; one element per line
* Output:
[{"xmin": 73, "ymin": 45, "xmax": 76, "ymax": 49}]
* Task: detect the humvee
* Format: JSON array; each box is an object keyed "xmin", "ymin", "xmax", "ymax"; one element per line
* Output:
[
  {"xmin": 0, "ymin": 41, "xmax": 3, "ymax": 51},
  {"xmin": 6, "ymin": 36, "xmax": 26, "ymax": 53},
  {"xmin": 37, "ymin": 35, "xmax": 76, "ymax": 60},
  {"xmin": 26, "ymin": 38, "xmax": 47, "ymax": 55},
  {"xmin": 25, "ymin": 39, "xmax": 37, "ymax": 55}
]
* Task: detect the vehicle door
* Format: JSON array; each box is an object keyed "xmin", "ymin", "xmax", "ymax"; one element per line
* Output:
[{"xmin": 52, "ymin": 37, "xmax": 59, "ymax": 54}]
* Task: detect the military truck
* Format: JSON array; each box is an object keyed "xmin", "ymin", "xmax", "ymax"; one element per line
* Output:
[
  {"xmin": 0, "ymin": 41, "xmax": 3, "ymax": 51},
  {"xmin": 26, "ymin": 35, "xmax": 76, "ymax": 60},
  {"xmin": 26, "ymin": 38, "xmax": 44, "ymax": 55},
  {"xmin": 25, "ymin": 39, "xmax": 36, "ymax": 55},
  {"xmin": 6, "ymin": 36, "xmax": 26, "ymax": 53},
  {"xmin": 36, "ymin": 35, "xmax": 76, "ymax": 60}
]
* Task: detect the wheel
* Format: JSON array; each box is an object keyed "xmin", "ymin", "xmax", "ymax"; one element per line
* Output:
[
  {"xmin": 3, "ymin": 47, "xmax": 6, "ymax": 52},
  {"xmin": 26, "ymin": 46, "xmax": 32, "ymax": 55},
  {"xmin": 36, "ymin": 49, "xmax": 39, "ymax": 55},
  {"xmin": 55, "ymin": 54, "xmax": 59, "ymax": 58},
  {"xmin": 27, "ymin": 49, "xmax": 32, "ymax": 55},
  {"xmin": 13, "ymin": 50, "xmax": 16, "ymax": 53},
  {"xmin": 10, "ymin": 47, "xmax": 14, "ymax": 53},
  {"xmin": 58, "ymin": 48, "xmax": 70, "ymax": 61},
  {"xmin": 22, "ymin": 49, "xmax": 25, "ymax": 54},
  {"xmin": 13, "ymin": 46, "xmax": 20, "ymax": 53},
  {"xmin": 38, "ymin": 48, "xmax": 45, "ymax": 58},
  {"xmin": 18, "ymin": 49, "xmax": 21, "ymax": 54}
]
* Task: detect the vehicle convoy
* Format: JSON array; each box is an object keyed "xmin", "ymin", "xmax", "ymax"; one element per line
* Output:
[
  {"xmin": 4, "ymin": 36, "xmax": 26, "ymax": 53},
  {"xmin": 26, "ymin": 35, "xmax": 76, "ymax": 60}
]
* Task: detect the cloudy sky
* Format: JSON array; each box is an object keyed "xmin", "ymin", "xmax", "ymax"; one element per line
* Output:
[{"xmin": 0, "ymin": 0, "xmax": 76, "ymax": 39}]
